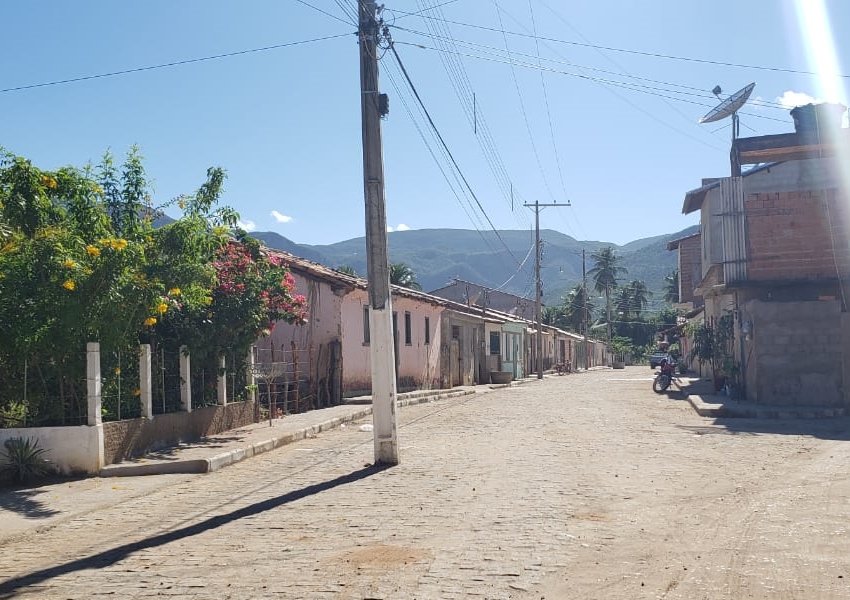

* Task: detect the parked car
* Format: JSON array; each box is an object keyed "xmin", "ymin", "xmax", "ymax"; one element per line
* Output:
[{"xmin": 649, "ymin": 349, "xmax": 670, "ymax": 369}]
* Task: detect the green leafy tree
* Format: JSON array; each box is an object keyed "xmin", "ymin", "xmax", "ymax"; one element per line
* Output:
[
  {"xmin": 0, "ymin": 149, "xmax": 307, "ymax": 423},
  {"xmin": 389, "ymin": 262, "xmax": 422, "ymax": 290}
]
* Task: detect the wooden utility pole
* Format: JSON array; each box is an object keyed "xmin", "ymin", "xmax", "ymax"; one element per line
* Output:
[
  {"xmin": 524, "ymin": 201, "xmax": 569, "ymax": 379},
  {"xmin": 359, "ymin": 0, "xmax": 398, "ymax": 465}
]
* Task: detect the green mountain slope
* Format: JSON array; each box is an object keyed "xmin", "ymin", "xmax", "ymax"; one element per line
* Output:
[{"xmin": 250, "ymin": 225, "xmax": 699, "ymax": 308}]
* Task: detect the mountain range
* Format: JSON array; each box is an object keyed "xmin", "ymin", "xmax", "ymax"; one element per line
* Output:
[{"xmin": 252, "ymin": 225, "xmax": 700, "ymax": 310}]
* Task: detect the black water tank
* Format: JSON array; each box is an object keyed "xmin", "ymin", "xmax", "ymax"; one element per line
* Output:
[{"xmin": 790, "ymin": 102, "xmax": 847, "ymax": 133}]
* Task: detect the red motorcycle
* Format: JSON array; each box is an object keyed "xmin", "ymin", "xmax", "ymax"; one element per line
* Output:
[{"xmin": 652, "ymin": 357, "xmax": 676, "ymax": 393}]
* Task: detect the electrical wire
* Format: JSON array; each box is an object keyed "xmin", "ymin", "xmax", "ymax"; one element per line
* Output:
[
  {"xmin": 415, "ymin": 0, "xmax": 533, "ymax": 231},
  {"xmin": 493, "ymin": 3, "xmax": 561, "ymax": 205},
  {"xmin": 295, "ymin": 0, "xmax": 356, "ymax": 25},
  {"xmin": 386, "ymin": 31, "xmax": 525, "ymax": 267},
  {"xmin": 387, "ymin": 10, "xmax": 850, "ymax": 79},
  {"xmin": 0, "ymin": 34, "xmax": 352, "ymax": 95}
]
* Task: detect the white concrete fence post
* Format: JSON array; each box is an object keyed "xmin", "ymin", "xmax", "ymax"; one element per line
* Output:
[
  {"xmin": 139, "ymin": 344, "xmax": 153, "ymax": 419},
  {"xmin": 217, "ymin": 355, "xmax": 227, "ymax": 406},
  {"xmin": 246, "ymin": 347, "xmax": 257, "ymax": 404},
  {"xmin": 179, "ymin": 345, "xmax": 192, "ymax": 413},
  {"xmin": 86, "ymin": 342, "xmax": 102, "ymax": 426}
]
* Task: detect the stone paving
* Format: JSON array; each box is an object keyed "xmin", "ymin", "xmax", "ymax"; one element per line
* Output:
[{"xmin": 1, "ymin": 367, "xmax": 850, "ymax": 599}]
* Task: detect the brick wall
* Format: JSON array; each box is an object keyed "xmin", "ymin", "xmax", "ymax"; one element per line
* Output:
[
  {"xmin": 103, "ymin": 400, "xmax": 256, "ymax": 465},
  {"xmin": 677, "ymin": 235, "xmax": 702, "ymax": 305},
  {"xmin": 746, "ymin": 188, "xmax": 850, "ymax": 282}
]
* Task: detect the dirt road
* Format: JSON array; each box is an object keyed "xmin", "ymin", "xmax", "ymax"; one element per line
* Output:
[{"xmin": 1, "ymin": 367, "xmax": 849, "ymax": 599}]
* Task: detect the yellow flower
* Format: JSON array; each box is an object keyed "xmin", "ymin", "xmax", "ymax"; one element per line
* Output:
[
  {"xmin": 62, "ymin": 258, "xmax": 76, "ymax": 268},
  {"xmin": 133, "ymin": 389, "xmax": 141, "ymax": 397},
  {"xmin": 144, "ymin": 317, "xmax": 157, "ymax": 327},
  {"xmin": 178, "ymin": 200, "xmax": 186, "ymax": 210},
  {"xmin": 110, "ymin": 238, "xmax": 128, "ymax": 251},
  {"xmin": 156, "ymin": 302, "xmax": 168, "ymax": 314},
  {"xmin": 62, "ymin": 280, "xmax": 75, "ymax": 291},
  {"xmin": 93, "ymin": 185, "xmax": 103, "ymax": 195},
  {"xmin": 168, "ymin": 287, "xmax": 181, "ymax": 296},
  {"xmin": 114, "ymin": 367, "xmax": 121, "ymax": 375},
  {"xmin": 86, "ymin": 245, "xmax": 100, "ymax": 257}
]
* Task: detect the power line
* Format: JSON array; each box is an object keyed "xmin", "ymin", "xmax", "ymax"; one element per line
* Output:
[
  {"xmin": 0, "ymin": 34, "xmax": 351, "ymax": 95},
  {"xmin": 295, "ymin": 0, "xmax": 356, "ymax": 25},
  {"xmin": 386, "ymin": 33, "xmax": 525, "ymax": 267},
  {"xmin": 389, "ymin": 11, "xmax": 850, "ymax": 79},
  {"xmin": 415, "ymin": 0, "xmax": 532, "ymax": 231}
]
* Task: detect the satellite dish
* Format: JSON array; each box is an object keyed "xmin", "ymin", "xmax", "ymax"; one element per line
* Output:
[
  {"xmin": 700, "ymin": 82, "xmax": 756, "ymax": 177},
  {"xmin": 700, "ymin": 82, "xmax": 756, "ymax": 124}
]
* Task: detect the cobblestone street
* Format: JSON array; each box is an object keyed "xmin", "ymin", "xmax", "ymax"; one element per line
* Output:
[{"xmin": 2, "ymin": 367, "xmax": 850, "ymax": 599}]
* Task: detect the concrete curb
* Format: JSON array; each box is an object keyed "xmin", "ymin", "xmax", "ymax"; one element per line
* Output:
[
  {"xmin": 687, "ymin": 393, "xmax": 847, "ymax": 419},
  {"xmin": 101, "ymin": 388, "xmax": 478, "ymax": 477}
]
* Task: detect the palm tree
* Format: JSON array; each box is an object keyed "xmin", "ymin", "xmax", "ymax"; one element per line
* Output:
[
  {"xmin": 615, "ymin": 286, "xmax": 634, "ymax": 321},
  {"xmin": 336, "ymin": 265, "xmax": 357, "ymax": 277},
  {"xmin": 587, "ymin": 246, "xmax": 627, "ymax": 348},
  {"xmin": 627, "ymin": 280, "xmax": 650, "ymax": 317},
  {"xmin": 389, "ymin": 262, "xmax": 422, "ymax": 290},
  {"xmin": 663, "ymin": 270, "xmax": 680, "ymax": 304},
  {"xmin": 564, "ymin": 283, "xmax": 593, "ymax": 333}
]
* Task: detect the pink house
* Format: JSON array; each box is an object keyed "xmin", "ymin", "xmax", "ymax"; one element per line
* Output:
[{"xmin": 259, "ymin": 250, "xmax": 456, "ymax": 403}]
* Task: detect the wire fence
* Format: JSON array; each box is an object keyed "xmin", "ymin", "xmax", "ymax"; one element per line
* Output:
[
  {"xmin": 1, "ymin": 340, "xmax": 342, "ymax": 428},
  {"xmin": 0, "ymin": 347, "xmax": 89, "ymax": 428}
]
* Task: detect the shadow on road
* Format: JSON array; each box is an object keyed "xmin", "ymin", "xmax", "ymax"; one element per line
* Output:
[
  {"xmin": 709, "ymin": 417, "xmax": 850, "ymax": 440},
  {"xmin": 0, "ymin": 463, "xmax": 389, "ymax": 597},
  {"xmin": 0, "ymin": 486, "xmax": 60, "ymax": 519}
]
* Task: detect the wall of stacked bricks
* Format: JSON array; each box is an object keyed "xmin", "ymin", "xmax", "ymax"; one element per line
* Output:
[
  {"xmin": 677, "ymin": 235, "xmax": 702, "ymax": 304},
  {"xmin": 746, "ymin": 187, "xmax": 850, "ymax": 282}
]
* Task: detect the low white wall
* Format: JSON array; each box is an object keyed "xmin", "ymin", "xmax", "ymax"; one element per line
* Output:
[{"xmin": 0, "ymin": 425, "xmax": 104, "ymax": 475}]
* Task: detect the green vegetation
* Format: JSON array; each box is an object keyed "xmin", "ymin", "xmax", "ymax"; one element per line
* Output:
[
  {"xmin": 389, "ymin": 262, "xmax": 422, "ymax": 290},
  {"xmin": 0, "ymin": 437, "xmax": 52, "ymax": 483},
  {"xmin": 0, "ymin": 148, "xmax": 306, "ymax": 426}
]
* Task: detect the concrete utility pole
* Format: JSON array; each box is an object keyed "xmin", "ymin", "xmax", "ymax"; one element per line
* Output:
[
  {"xmin": 359, "ymin": 0, "xmax": 398, "ymax": 465},
  {"xmin": 524, "ymin": 201, "xmax": 569, "ymax": 379},
  {"xmin": 582, "ymin": 248, "xmax": 589, "ymax": 369}
]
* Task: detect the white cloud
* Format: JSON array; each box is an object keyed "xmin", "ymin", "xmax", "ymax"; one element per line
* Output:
[
  {"xmin": 395, "ymin": 223, "xmax": 410, "ymax": 231},
  {"xmin": 386, "ymin": 225, "xmax": 393, "ymax": 232},
  {"xmin": 271, "ymin": 210, "xmax": 292, "ymax": 224},
  {"xmin": 237, "ymin": 219, "xmax": 256, "ymax": 232},
  {"xmin": 776, "ymin": 90, "xmax": 821, "ymax": 109}
]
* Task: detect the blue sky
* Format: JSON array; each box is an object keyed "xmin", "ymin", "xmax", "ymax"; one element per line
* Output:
[{"xmin": 2, "ymin": 1, "xmax": 848, "ymax": 247}]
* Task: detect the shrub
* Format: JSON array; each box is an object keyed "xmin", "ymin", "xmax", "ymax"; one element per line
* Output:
[{"xmin": 0, "ymin": 437, "xmax": 53, "ymax": 483}]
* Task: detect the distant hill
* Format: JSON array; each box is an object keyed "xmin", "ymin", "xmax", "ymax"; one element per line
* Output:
[{"xmin": 249, "ymin": 225, "xmax": 699, "ymax": 309}]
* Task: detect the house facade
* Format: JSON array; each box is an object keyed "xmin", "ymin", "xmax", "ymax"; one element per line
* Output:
[{"xmin": 681, "ymin": 103, "xmax": 850, "ymax": 406}]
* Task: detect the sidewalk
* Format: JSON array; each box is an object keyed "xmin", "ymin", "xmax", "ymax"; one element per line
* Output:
[
  {"xmin": 99, "ymin": 382, "xmax": 512, "ymax": 477},
  {"xmin": 682, "ymin": 376, "xmax": 847, "ymax": 419}
]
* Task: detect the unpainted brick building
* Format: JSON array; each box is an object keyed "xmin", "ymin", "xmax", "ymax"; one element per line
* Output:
[{"xmin": 680, "ymin": 103, "xmax": 850, "ymax": 406}]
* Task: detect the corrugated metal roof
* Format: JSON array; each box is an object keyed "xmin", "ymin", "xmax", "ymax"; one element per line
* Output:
[{"xmin": 682, "ymin": 163, "xmax": 778, "ymax": 214}]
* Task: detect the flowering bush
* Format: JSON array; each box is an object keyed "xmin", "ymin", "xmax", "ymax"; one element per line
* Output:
[{"xmin": 0, "ymin": 148, "xmax": 307, "ymax": 424}]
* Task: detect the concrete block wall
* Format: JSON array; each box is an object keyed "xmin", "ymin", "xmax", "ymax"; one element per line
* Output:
[{"xmin": 745, "ymin": 299, "xmax": 844, "ymax": 406}]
